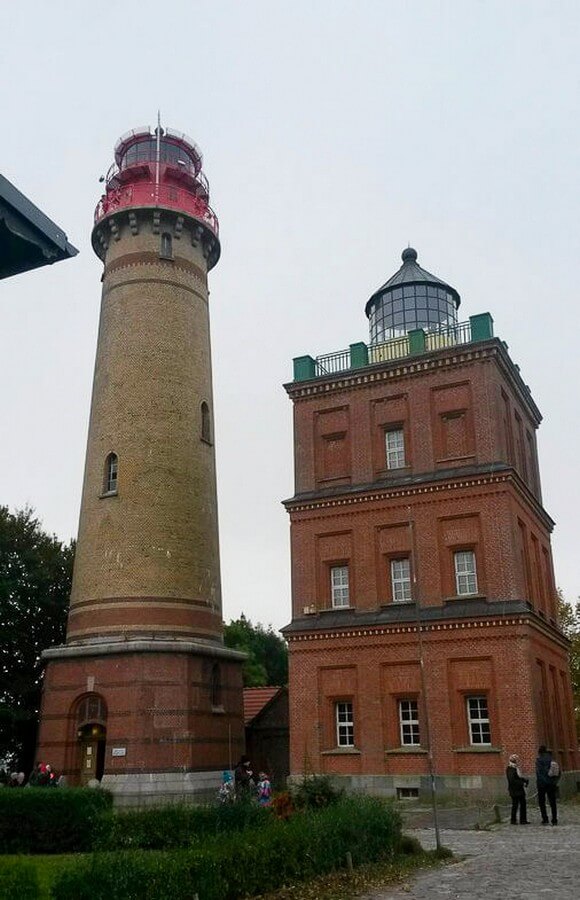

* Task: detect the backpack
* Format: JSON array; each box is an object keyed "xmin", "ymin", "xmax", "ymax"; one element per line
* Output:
[{"xmin": 548, "ymin": 760, "xmax": 561, "ymax": 780}]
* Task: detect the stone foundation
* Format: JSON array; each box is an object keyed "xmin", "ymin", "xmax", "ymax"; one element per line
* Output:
[
  {"xmin": 290, "ymin": 771, "xmax": 580, "ymax": 804},
  {"xmin": 101, "ymin": 770, "xmax": 223, "ymax": 808}
]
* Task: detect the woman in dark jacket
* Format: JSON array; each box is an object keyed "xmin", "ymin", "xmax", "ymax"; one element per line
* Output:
[{"xmin": 506, "ymin": 753, "xmax": 529, "ymax": 824}]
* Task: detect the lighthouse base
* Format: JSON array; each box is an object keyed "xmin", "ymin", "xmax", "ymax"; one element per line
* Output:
[{"xmin": 37, "ymin": 639, "xmax": 245, "ymax": 806}]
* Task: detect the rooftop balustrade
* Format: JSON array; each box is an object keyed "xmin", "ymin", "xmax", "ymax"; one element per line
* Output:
[{"xmin": 293, "ymin": 313, "xmax": 494, "ymax": 382}]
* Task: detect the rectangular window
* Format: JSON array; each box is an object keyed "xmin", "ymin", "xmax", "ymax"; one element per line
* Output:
[
  {"xmin": 385, "ymin": 428, "xmax": 405, "ymax": 469},
  {"xmin": 399, "ymin": 699, "xmax": 420, "ymax": 746},
  {"xmin": 391, "ymin": 558, "xmax": 412, "ymax": 602},
  {"xmin": 454, "ymin": 550, "xmax": 478, "ymax": 595},
  {"xmin": 466, "ymin": 696, "xmax": 491, "ymax": 745},
  {"xmin": 336, "ymin": 701, "xmax": 354, "ymax": 747},
  {"xmin": 397, "ymin": 787, "xmax": 419, "ymax": 799},
  {"xmin": 330, "ymin": 565, "xmax": 350, "ymax": 608}
]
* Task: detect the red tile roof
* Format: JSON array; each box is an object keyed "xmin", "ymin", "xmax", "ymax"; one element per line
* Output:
[{"xmin": 243, "ymin": 687, "xmax": 281, "ymax": 726}]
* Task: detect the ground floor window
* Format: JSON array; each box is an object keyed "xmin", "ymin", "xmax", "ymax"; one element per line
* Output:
[
  {"xmin": 335, "ymin": 700, "xmax": 354, "ymax": 747},
  {"xmin": 466, "ymin": 695, "xmax": 491, "ymax": 745},
  {"xmin": 399, "ymin": 699, "xmax": 420, "ymax": 745}
]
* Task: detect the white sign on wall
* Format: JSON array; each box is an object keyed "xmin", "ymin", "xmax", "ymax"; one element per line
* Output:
[{"xmin": 111, "ymin": 747, "xmax": 127, "ymax": 757}]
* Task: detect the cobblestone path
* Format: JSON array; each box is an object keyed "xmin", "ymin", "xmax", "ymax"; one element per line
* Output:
[{"xmin": 364, "ymin": 805, "xmax": 580, "ymax": 900}]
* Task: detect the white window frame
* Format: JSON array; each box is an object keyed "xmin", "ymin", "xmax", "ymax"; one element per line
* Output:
[
  {"xmin": 330, "ymin": 565, "xmax": 350, "ymax": 608},
  {"xmin": 336, "ymin": 700, "xmax": 354, "ymax": 747},
  {"xmin": 105, "ymin": 453, "xmax": 118, "ymax": 494},
  {"xmin": 391, "ymin": 558, "xmax": 412, "ymax": 602},
  {"xmin": 454, "ymin": 549, "xmax": 478, "ymax": 596},
  {"xmin": 399, "ymin": 699, "xmax": 420, "ymax": 746},
  {"xmin": 466, "ymin": 695, "xmax": 491, "ymax": 746},
  {"xmin": 385, "ymin": 428, "xmax": 406, "ymax": 470}
]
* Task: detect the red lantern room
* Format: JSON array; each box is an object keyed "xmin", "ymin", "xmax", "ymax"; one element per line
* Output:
[{"xmin": 93, "ymin": 125, "xmax": 219, "ymax": 265}]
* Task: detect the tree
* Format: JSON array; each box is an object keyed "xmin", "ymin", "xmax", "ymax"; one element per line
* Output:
[
  {"xmin": 0, "ymin": 507, "xmax": 74, "ymax": 773},
  {"xmin": 223, "ymin": 614, "xmax": 288, "ymax": 687},
  {"xmin": 557, "ymin": 590, "xmax": 580, "ymax": 738}
]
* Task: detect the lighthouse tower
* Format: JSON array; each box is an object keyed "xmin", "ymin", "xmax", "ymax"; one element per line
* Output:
[{"xmin": 37, "ymin": 125, "xmax": 245, "ymax": 804}]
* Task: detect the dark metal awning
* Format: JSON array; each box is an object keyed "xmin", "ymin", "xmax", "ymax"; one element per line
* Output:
[{"xmin": 0, "ymin": 174, "xmax": 78, "ymax": 280}]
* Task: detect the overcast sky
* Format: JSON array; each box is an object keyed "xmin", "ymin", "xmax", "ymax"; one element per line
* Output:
[{"xmin": 1, "ymin": 1, "xmax": 579, "ymax": 632}]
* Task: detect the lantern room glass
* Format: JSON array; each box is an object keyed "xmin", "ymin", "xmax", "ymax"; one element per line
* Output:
[{"xmin": 368, "ymin": 284, "xmax": 458, "ymax": 344}]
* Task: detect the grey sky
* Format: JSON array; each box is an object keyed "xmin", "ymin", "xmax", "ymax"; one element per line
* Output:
[{"xmin": 1, "ymin": 1, "xmax": 579, "ymax": 632}]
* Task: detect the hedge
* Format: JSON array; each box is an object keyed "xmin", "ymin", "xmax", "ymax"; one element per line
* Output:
[
  {"xmin": 0, "ymin": 788, "xmax": 113, "ymax": 855},
  {"xmin": 95, "ymin": 797, "xmax": 270, "ymax": 851},
  {"xmin": 52, "ymin": 796, "xmax": 402, "ymax": 899}
]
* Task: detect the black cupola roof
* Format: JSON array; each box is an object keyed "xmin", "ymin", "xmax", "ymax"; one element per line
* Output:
[{"xmin": 365, "ymin": 248, "xmax": 460, "ymax": 318}]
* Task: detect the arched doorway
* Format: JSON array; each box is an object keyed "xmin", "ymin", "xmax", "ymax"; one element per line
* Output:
[{"xmin": 74, "ymin": 694, "xmax": 107, "ymax": 785}]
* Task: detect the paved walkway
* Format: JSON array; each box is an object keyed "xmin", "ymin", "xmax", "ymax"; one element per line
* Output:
[{"xmin": 365, "ymin": 805, "xmax": 580, "ymax": 900}]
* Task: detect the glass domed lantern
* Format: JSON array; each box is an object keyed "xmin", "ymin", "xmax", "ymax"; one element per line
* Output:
[{"xmin": 366, "ymin": 248, "xmax": 460, "ymax": 345}]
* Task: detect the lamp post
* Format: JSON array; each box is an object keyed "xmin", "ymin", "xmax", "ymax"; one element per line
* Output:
[{"xmin": 408, "ymin": 512, "xmax": 442, "ymax": 852}]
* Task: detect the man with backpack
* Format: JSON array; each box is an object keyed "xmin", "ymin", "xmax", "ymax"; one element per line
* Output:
[{"xmin": 536, "ymin": 745, "xmax": 560, "ymax": 825}]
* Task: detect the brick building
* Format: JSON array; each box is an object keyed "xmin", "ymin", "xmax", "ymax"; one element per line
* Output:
[
  {"xmin": 282, "ymin": 248, "xmax": 578, "ymax": 798},
  {"xmin": 36, "ymin": 125, "xmax": 245, "ymax": 805},
  {"xmin": 243, "ymin": 687, "xmax": 289, "ymax": 789}
]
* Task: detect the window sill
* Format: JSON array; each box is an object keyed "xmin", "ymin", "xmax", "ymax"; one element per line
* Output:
[
  {"xmin": 377, "ymin": 465, "xmax": 412, "ymax": 477},
  {"xmin": 99, "ymin": 490, "xmax": 118, "ymax": 499},
  {"xmin": 435, "ymin": 455, "xmax": 476, "ymax": 464},
  {"xmin": 385, "ymin": 748, "xmax": 428, "ymax": 756},
  {"xmin": 453, "ymin": 746, "xmax": 502, "ymax": 754},
  {"xmin": 444, "ymin": 594, "xmax": 486, "ymax": 603},
  {"xmin": 380, "ymin": 600, "xmax": 414, "ymax": 608},
  {"xmin": 211, "ymin": 705, "xmax": 225, "ymax": 715},
  {"xmin": 321, "ymin": 748, "xmax": 361, "ymax": 756},
  {"xmin": 322, "ymin": 605, "xmax": 353, "ymax": 613}
]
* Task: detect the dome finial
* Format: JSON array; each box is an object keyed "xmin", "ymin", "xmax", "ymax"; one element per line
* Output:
[{"xmin": 402, "ymin": 247, "xmax": 418, "ymax": 263}]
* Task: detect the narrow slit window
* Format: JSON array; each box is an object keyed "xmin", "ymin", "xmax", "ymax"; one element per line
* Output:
[
  {"xmin": 201, "ymin": 401, "xmax": 211, "ymax": 443},
  {"xmin": 104, "ymin": 453, "xmax": 118, "ymax": 494},
  {"xmin": 160, "ymin": 232, "xmax": 173, "ymax": 259},
  {"xmin": 210, "ymin": 663, "xmax": 222, "ymax": 708}
]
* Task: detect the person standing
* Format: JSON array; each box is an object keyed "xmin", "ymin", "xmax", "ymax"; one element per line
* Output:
[
  {"xmin": 506, "ymin": 754, "xmax": 529, "ymax": 824},
  {"xmin": 536, "ymin": 745, "xmax": 559, "ymax": 825},
  {"xmin": 257, "ymin": 771, "xmax": 272, "ymax": 807},
  {"xmin": 234, "ymin": 755, "xmax": 254, "ymax": 799}
]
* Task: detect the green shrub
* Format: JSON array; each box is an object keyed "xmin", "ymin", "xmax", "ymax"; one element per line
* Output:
[
  {"xmin": 52, "ymin": 796, "xmax": 402, "ymax": 900},
  {"xmin": 397, "ymin": 833, "xmax": 423, "ymax": 855},
  {"xmin": 96, "ymin": 797, "xmax": 269, "ymax": 851},
  {"xmin": 0, "ymin": 857, "xmax": 39, "ymax": 899},
  {"xmin": 291, "ymin": 774, "xmax": 343, "ymax": 810},
  {"xmin": 0, "ymin": 788, "xmax": 113, "ymax": 855}
]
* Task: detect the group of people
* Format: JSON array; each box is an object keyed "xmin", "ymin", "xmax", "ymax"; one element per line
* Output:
[
  {"xmin": 1, "ymin": 762, "xmax": 63, "ymax": 789},
  {"xmin": 506, "ymin": 745, "xmax": 561, "ymax": 826},
  {"xmin": 218, "ymin": 755, "xmax": 272, "ymax": 806}
]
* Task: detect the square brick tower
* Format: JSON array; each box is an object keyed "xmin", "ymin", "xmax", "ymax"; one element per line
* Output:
[
  {"xmin": 36, "ymin": 125, "xmax": 245, "ymax": 805},
  {"xmin": 283, "ymin": 248, "xmax": 577, "ymax": 798}
]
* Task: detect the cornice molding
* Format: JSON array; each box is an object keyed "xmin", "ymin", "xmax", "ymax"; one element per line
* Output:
[
  {"xmin": 286, "ymin": 615, "xmax": 569, "ymax": 650},
  {"xmin": 284, "ymin": 467, "xmax": 555, "ymax": 531},
  {"xmin": 285, "ymin": 339, "xmax": 542, "ymax": 425}
]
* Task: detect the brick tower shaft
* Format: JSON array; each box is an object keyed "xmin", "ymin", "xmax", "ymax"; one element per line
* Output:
[{"xmin": 37, "ymin": 126, "xmax": 245, "ymax": 802}]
